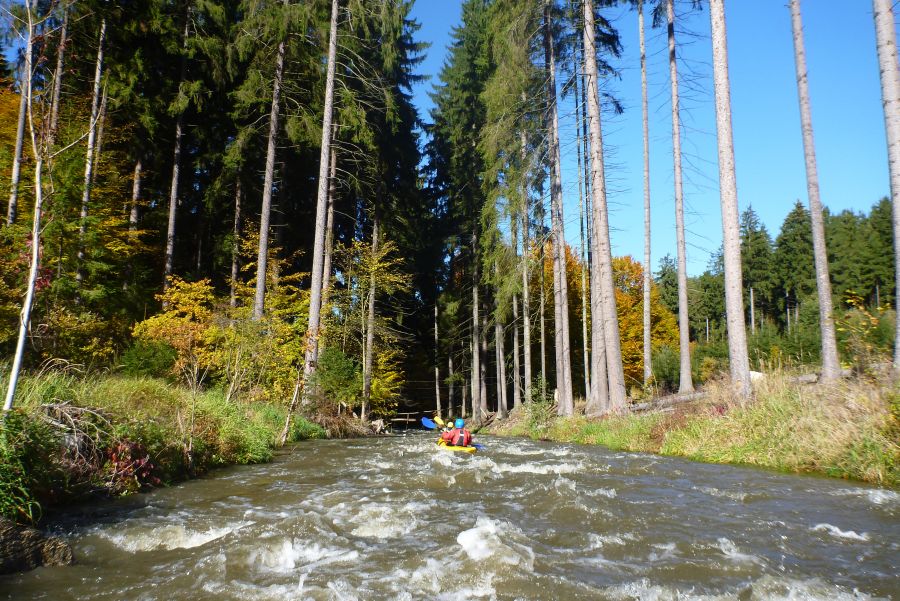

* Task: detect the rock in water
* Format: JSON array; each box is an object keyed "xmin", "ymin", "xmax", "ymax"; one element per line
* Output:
[{"xmin": 0, "ymin": 518, "xmax": 73, "ymax": 574}]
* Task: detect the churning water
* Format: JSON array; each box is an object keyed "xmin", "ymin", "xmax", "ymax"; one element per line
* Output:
[{"xmin": 2, "ymin": 433, "xmax": 898, "ymax": 600}]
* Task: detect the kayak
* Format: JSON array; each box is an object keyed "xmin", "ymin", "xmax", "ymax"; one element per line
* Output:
[{"xmin": 436, "ymin": 439, "xmax": 477, "ymax": 454}]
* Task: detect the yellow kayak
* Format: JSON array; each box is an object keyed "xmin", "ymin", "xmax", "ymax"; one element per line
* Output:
[{"xmin": 436, "ymin": 439, "xmax": 477, "ymax": 454}]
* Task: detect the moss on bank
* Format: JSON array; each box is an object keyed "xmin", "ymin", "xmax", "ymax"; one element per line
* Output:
[
  {"xmin": 486, "ymin": 375, "xmax": 899, "ymax": 488},
  {"xmin": 0, "ymin": 371, "xmax": 327, "ymax": 524}
]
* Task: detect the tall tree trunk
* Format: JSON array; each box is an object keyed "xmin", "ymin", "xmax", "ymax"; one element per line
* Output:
[
  {"xmin": 480, "ymin": 313, "xmax": 489, "ymax": 419},
  {"xmin": 130, "ymin": 159, "xmax": 142, "ymax": 233},
  {"xmin": 709, "ymin": 0, "xmax": 751, "ymax": 397},
  {"xmin": 435, "ymin": 304, "xmax": 441, "ymax": 417},
  {"xmin": 520, "ymin": 133, "xmax": 533, "ymax": 405},
  {"xmin": 574, "ymin": 45, "xmax": 591, "ymax": 400},
  {"xmin": 76, "ymin": 19, "xmax": 107, "ymax": 288},
  {"xmin": 301, "ymin": 0, "xmax": 339, "ymax": 387},
  {"xmin": 543, "ymin": 0, "xmax": 574, "ymax": 416},
  {"xmin": 448, "ymin": 351, "xmax": 455, "ymax": 416},
  {"xmin": 471, "ymin": 229, "xmax": 482, "ymax": 416},
  {"xmin": 4, "ymin": 2, "xmax": 37, "ymax": 410},
  {"xmin": 583, "ymin": 0, "xmax": 626, "ymax": 414},
  {"xmin": 666, "ymin": 0, "xmax": 694, "ymax": 394},
  {"xmin": 47, "ymin": 5, "xmax": 68, "ymax": 151},
  {"xmin": 7, "ymin": 61, "xmax": 27, "ymax": 225},
  {"xmin": 252, "ymin": 23, "xmax": 287, "ymax": 321},
  {"xmin": 539, "ymin": 237, "xmax": 547, "ymax": 398},
  {"xmin": 640, "ymin": 1, "xmax": 653, "ymax": 386},
  {"xmin": 361, "ymin": 215, "xmax": 378, "ymax": 422},
  {"xmin": 164, "ymin": 14, "xmax": 191, "ymax": 288},
  {"xmin": 92, "ymin": 84, "xmax": 108, "ymax": 184},
  {"xmin": 512, "ymin": 218, "xmax": 522, "ymax": 410},
  {"xmin": 495, "ymin": 265, "xmax": 508, "ymax": 419},
  {"xmin": 230, "ymin": 178, "xmax": 242, "ymax": 308},
  {"xmin": 872, "ymin": 0, "xmax": 900, "ymax": 373},
  {"xmin": 321, "ymin": 125, "xmax": 338, "ymax": 311}
]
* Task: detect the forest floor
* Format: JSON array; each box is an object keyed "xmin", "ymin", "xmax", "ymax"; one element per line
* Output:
[
  {"xmin": 0, "ymin": 370, "xmax": 330, "ymax": 526},
  {"xmin": 483, "ymin": 373, "xmax": 899, "ymax": 488}
]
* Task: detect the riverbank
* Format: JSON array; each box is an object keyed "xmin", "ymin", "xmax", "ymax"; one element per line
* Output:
[
  {"xmin": 0, "ymin": 370, "xmax": 328, "ymax": 526},
  {"xmin": 484, "ymin": 374, "xmax": 899, "ymax": 488}
]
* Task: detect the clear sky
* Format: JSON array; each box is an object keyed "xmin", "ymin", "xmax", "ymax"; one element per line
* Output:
[{"xmin": 408, "ymin": 0, "xmax": 893, "ymax": 276}]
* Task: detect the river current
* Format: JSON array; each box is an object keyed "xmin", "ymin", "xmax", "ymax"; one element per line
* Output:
[{"xmin": 2, "ymin": 433, "xmax": 898, "ymax": 600}]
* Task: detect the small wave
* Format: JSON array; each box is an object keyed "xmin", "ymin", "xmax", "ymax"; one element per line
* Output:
[
  {"xmin": 716, "ymin": 537, "xmax": 762, "ymax": 564},
  {"xmin": 588, "ymin": 532, "xmax": 638, "ymax": 549},
  {"xmin": 248, "ymin": 539, "xmax": 358, "ymax": 573},
  {"xmin": 99, "ymin": 522, "xmax": 247, "ymax": 552},
  {"xmin": 698, "ymin": 486, "xmax": 747, "ymax": 503},
  {"xmin": 599, "ymin": 575, "xmax": 879, "ymax": 600},
  {"xmin": 456, "ymin": 517, "xmax": 535, "ymax": 570},
  {"xmin": 492, "ymin": 461, "xmax": 583, "ymax": 475},
  {"xmin": 812, "ymin": 523, "xmax": 870, "ymax": 541}
]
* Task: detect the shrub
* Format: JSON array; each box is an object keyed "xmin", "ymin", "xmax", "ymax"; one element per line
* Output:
[{"xmin": 119, "ymin": 341, "xmax": 177, "ymax": 378}]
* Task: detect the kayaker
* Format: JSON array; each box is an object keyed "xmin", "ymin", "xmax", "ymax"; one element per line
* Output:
[{"xmin": 441, "ymin": 418, "xmax": 472, "ymax": 447}]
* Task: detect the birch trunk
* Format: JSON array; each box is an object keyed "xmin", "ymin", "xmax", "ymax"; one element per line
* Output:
[
  {"xmin": 92, "ymin": 84, "xmax": 108, "ymax": 184},
  {"xmin": 164, "ymin": 15, "xmax": 191, "ymax": 288},
  {"xmin": 252, "ymin": 24, "xmax": 287, "ymax": 321},
  {"xmin": 709, "ymin": 0, "xmax": 751, "ymax": 397},
  {"xmin": 4, "ymin": 2, "xmax": 38, "ymax": 410},
  {"xmin": 321, "ymin": 126, "xmax": 338, "ymax": 310},
  {"xmin": 301, "ymin": 0, "xmax": 339, "ymax": 387},
  {"xmin": 543, "ymin": 0, "xmax": 574, "ymax": 416},
  {"xmin": 230, "ymin": 178, "xmax": 241, "ymax": 308},
  {"xmin": 583, "ymin": 0, "xmax": 626, "ymax": 414},
  {"xmin": 640, "ymin": 1, "xmax": 653, "ymax": 386},
  {"xmin": 666, "ymin": 0, "xmax": 694, "ymax": 394},
  {"xmin": 76, "ymin": 19, "xmax": 107, "ymax": 288},
  {"xmin": 872, "ymin": 0, "xmax": 900, "ymax": 373}
]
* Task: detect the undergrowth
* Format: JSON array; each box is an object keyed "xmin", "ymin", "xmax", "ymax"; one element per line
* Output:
[{"xmin": 0, "ymin": 369, "xmax": 327, "ymax": 523}]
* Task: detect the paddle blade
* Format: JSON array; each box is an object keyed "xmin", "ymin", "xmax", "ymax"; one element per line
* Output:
[
  {"xmin": 473, "ymin": 443, "xmax": 485, "ymax": 450},
  {"xmin": 434, "ymin": 416, "xmax": 445, "ymax": 427},
  {"xmin": 421, "ymin": 417, "xmax": 437, "ymax": 429}
]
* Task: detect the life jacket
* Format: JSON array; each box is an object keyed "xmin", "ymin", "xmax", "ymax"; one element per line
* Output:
[{"xmin": 451, "ymin": 428, "xmax": 472, "ymax": 447}]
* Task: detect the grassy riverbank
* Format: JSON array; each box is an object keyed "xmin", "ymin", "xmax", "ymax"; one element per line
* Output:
[
  {"xmin": 486, "ymin": 374, "xmax": 899, "ymax": 488},
  {"xmin": 0, "ymin": 370, "xmax": 327, "ymax": 524}
]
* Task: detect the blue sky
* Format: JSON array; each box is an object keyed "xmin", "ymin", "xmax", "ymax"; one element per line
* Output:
[{"xmin": 408, "ymin": 0, "xmax": 892, "ymax": 275}]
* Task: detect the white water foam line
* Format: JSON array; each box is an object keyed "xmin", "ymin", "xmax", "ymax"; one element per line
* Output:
[
  {"xmin": 98, "ymin": 520, "xmax": 250, "ymax": 552},
  {"xmin": 598, "ymin": 574, "xmax": 882, "ymax": 600},
  {"xmin": 698, "ymin": 485, "xmax": 748, "ymax": 503},
  {"xmin": 327, "ymin": 500, "xmax": 431, "ymax": 539},
  {"xmin": 811, "ymin": 523, "xmax": 870, "ymax": 542},
  {"xmin": 588, "ymin": 532, "xmax": 640, "ymax": 549},
  {"xmin": 715, "ymin": 537, "xmax": 763, "ymax": 565},
  {"xmin": 248, "ymin": 539, "xmax": 359, "ymax": 573}
]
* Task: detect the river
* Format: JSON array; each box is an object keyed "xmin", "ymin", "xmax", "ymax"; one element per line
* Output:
[{"xmin": 2, "ymin": 433, "xmax": 898, "ymax": 600}]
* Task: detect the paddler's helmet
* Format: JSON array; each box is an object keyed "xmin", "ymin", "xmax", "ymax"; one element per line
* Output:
[{"xmin": 454, "ymin": 418, "xmax": 464, "ymax": 429}]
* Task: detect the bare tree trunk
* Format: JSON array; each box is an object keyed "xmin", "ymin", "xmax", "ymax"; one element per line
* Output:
[
  {"xmin": 480, "ymin": 313, "xmax": 489, "ymax": 419},
  {"xmin": 583, "ymin": 0, "xmax": 626, "ymax": 414},
  {"xmin": 361, "ymin": 216, "xmax": 379, "ymax": 422},
  {"xmin": 640, "ymin": 0, "xmax": 653, "ymax": 386},
  {"xmin": 750, "ymin": 287, "xmax": 755, "ymax": 333},
  {"xmin": 164, "ymin": 15, "xmax": 192, "ymax": 289},
  {"xmin": 520, "ymin": 134, "xmax": 533, "ymax": 404},
  {"xmin": 495, "ymin": 265, "xmax": 508, "ymax": 419},
  {"xmin": 872, "ymin": 0, "xmax": 900, "ymax": 373},
  {"xmin": 301, "ymin": 0, "xmax": 339, "ymax": 387},
  {"xmin": 321, "ymin": 126, "xmax": 338, "ymax": 310},
  {"xmin": 252, "ymin": 25, "xmax": 286, "ymax": 321},
  {"xmin": 543, "ymin": 0, "xmax": 574, "ymax": 416},
  {"xmin": 666, "ymin": 0, "xmax": 694, "ymax": 394},
  {"xmin": 91, "ymin": 84, "xmax": 108, "ymax": 184},
  {"xmin": 230, "ymin": 178, "xmax": 242, "ymax": 308},
  {"xmin": 574, "ymin": 47, "xmax": 591, "ymax": 400},
  {"xmin": 130, "ymin": 159, "xmax": 142, "ymax": 233},
  {"xmin": 5, "ymin": 2, "xmax": 39, "ymax": 410},
  {"xmin": 512, "ymin": 218, "xmax": 522, "ymax": 410},
  {"xmin": 47, "ymin": 5, "xmax": 68, "ymax": 150},
  {"xmin": 709, "ymin": 0, "xmax": 751, "ymax": 397},
  {"xmin": 435, "ymin": 304, "xmax": 441, "ymax": 417},
  {"xmin": 462, "ymin": 363, "xmax": 469, "ymax": 419},
  {"xmin": 7, "ymin": 63, "xmax": 27, "ymax": 225},
  {"xmin": 539, "ymin": 238, "xmax": 547, "ymax": 399},
  {"xmin": 76, "ymin": 19, "xmax": 107, "ymax": 288},
  {"xmin": 471, "ymin": 229, "xmax": 482, "ymax": 415},
  {"xmin": 448, "ymin": 351, "xmax": 455, "ymax": 416}
]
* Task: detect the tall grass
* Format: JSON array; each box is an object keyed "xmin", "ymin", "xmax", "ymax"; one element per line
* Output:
[{"xmin": 488, "ymin": 373, "xmax": 899, "ymax": 487}]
